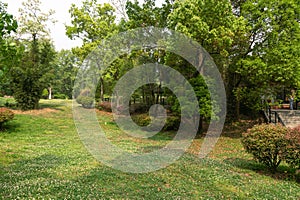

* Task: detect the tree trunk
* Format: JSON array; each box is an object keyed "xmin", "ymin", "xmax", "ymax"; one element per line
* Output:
[
  {"xmin": 100, "ymin": 76, "xmax": 104, "ymax": 101},
  {"xmin": 156, "ymin": 83, "xmax": 161, "ymax": 104},
  {"xmin": 48, "ymin": 87, "xmax": 52, "ymax": 100}
]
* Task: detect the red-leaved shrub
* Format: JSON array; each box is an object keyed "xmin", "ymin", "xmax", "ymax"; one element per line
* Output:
[
  {"xmin": 242, "ymin": 124, "xmax": 289, "ymax": 171},
  {"xmin": 285, "ymin": 126, "xmax": 300, "ymax": 169},
  {"xmin": 97, "ymin": 101, "xmax": 112, "ymax": 112},
  {"xmin": 0, "ymin": 107, "xmax": 14, "ymax": 130}
]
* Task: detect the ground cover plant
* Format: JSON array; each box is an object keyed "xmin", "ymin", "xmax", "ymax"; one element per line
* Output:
[{"xmin": 0, "ymin": 100, "xmax": 299, "ymax": 199}]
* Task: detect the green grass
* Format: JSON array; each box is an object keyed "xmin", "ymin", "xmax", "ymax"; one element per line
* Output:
[{"xmin": 0, "ymin": 100, "xmax": 299, "ymax": 199}]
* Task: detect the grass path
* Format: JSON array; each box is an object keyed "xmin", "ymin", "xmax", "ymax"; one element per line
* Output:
[{"xmin": 0, "ymin": 100, "xmax": 299, "ymax": 199}]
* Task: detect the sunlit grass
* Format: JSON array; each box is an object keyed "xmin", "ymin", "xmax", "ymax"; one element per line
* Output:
[{"xmin": 0, "ymin": 100, "xmax": 299, "ymax": 199}]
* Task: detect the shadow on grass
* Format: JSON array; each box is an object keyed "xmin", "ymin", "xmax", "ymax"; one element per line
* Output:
[
  {"xmin": 38, "ymin": 100, "xmax": 67, "ymax": 111},
  {"xmin": 0, "ymin": 154, "xmax": 64, "ymax": 180},
  {"xmin": 0, "ymin": 120, "xmax": 21, "ymax": 133},
  {"xmin": 221, "ymin": 119, "xmax": 259, "ymax": 139},
  {"xmin": 224, "ymin": 157, "xmax": 299, "ymax": 183},
  {"xmin": 149, "ymin": 131, "xmax": 176, "ymax": 141}
]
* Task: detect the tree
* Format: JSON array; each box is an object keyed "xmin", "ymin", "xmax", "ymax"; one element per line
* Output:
[
  {"xmin": 0, "ymin": 1, "xmax": 18, "ymax": 96},
  {"xmin": 111, "ymin": 0, "xmax": 128, "ymax": 21},
  {"xmin": 17, "ymin": 0, "xmax": 56, "ymax": 39},
  {"xmin": 52, "ymin": 49, "xmax": 79, "ymax": 99},
  {"xmin": 10, "ymin": 39, "xmax": 56, "ymax": 110},
  {"xmin": 66, "ymin": 0, "xmax": 118, "ymax": 100},
  {"xmin": 9, "ymin": 0, "xmax": 56, "ymax": 110},
  {"xmin": 168, "ymin": 0, "xmax": 300, "ymax": 119},
  {"xmin": 125, "ymin": 0, "xmax": 173, "ymax": 28},
  {"xmin": 0, "ymin": 2, "xmax": 17, "ymax": 39},
  {"xmin": 167, "ymin": 0, "xmax": 245, "ymax": 121},
  {"xmin": 233, "ymin": 0, "xmax": 300, "ymax": 117}
]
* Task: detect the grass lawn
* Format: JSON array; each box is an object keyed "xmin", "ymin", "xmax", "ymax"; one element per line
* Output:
[{"xmin": 0, "ymin": 99, "xmax": 299, "ymax": 199}]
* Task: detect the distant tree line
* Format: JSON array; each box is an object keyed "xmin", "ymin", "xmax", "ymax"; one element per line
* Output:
[{"xmin": 0, "ymin": 0, "xmax": 299, "ymax": 125}]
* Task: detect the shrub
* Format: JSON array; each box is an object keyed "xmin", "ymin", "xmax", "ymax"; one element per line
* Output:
[
  {"xmin": 42, "ymin": 89, "xmax": 49, "ymax": 99},
  {"xmin": 76, "ymin": 89, "xmax": 94, "ymax": 108},
  {"xmin": 76, "ymin": 96, "xmax": 94, "ymax": 108},
  {"xmin": 0, "ymin": 97, "xmax": 17, "ymax": 109},
  {"xmin": 0, "ymin": 108, "xmax": 14, "ymax": 130},
  {"xmin": 242, "ymin": 124, "xmax": 289, "ymax": 172},
  {"xmin": 132, "ymin": 114, "xmax": 151, "ymax": 126},
  {"xmin": 163, "ymin": 115, "xmax": 180, "ymax": 131},
  {"xmin": 129, "ymin": 103, "xmax": 148, "ymax": 114},
  {"xmin": 53, "ymin": 93, "xmax": 67, "ymax": 99},
  {"xmin": 131, "ymin": 114, "xmax": 180, "ymax": 131},
  {"xmin": 97, "ymin": 101, "xmax": 112, "ymax": 112},
  {"xmin": 285, "ymin": 126, "xmax": 300, "ymax": 169}
]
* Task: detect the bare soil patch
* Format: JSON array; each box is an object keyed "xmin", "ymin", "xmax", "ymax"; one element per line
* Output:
[{"xmin": 12, "ymin": 108, "xmax": 58, "ymax": 115}]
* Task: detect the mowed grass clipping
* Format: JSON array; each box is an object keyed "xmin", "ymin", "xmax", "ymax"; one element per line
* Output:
[{"xmin": 0, "ymin": 100, "xmax": 299, "ymax": 199}]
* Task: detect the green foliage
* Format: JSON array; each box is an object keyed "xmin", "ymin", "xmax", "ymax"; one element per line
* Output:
[
  {"xmin": 18, "ymin": 0, "xmax": 56, "ymax": 38},
  {"xmin": 41, "ymin": 88, "xmax": 49, "ymax": 99},
  {"xmin": 168, "ymin": 0, "xmax": 300, "ymax": 119},
  {"xmin": 76, "ymin": 89, "xmax": 94, "ymax": 108},
  {"xmin": 53, "ymin": 93, "xmax": 67, "ymax": 99},
  {"xmin": 65, "ymin": 0, "xmax": 300, "ymax": 121},
  {"xmin": 285, "ymin": 126, "xmax": 300, "ymax": 169},
  {"xmin": 52, "ymin": 50, "xmax": 78, "ymax": 99},
  {"xmin": 10, "ymin": 40, "xmax": 56, "ymax": 110},
  {"xmin": 131, "ymin": 113, "xmax": 151, "ymax": 126},
  {"xmin": 233, "ymin": 87, "xmax": 265, "ymax": 115},
  {"xmin": 163, "ymin": 115, "xmax": 180, "ymax": 131},
  {"xmin": 76, "ymin": 96, "xmax": 94, "ymax": 108},
  {"xmin": 66, "ymin": 0, "xmax": 117, "ymax": 60},
  {"xmin": 7, "ymin": 0, "xmax": 57, "ymax": 110},
  {"xmin": 242, "ymin": 124, "xmax": 289, "ymax": 171},
  {"xmin": 131, "ymin": 113, "xmax": 180, "ymax": 131},
  {"xmin": 0, "ymin": 97, "xmax": 17, "ymax": 109},
  {"xmin": 0, "ymin": 107, "xmax": 14, "ymax": 129},
  {"xmin": 125, "ymin": 0, "xmax": 172, "ymax": 28},
  {"xmin": 0, "ymin": 2, "xmax": 18, "ymax": 96},
  {"xmin": 234, "ymin": 0, "xmax": 300, "ymax": 117},
  {"xmin": 0, "ymin": 2, "xmax": 17, "ymax": 39}
]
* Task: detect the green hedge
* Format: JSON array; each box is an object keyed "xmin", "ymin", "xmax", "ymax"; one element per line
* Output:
[{"xmin": 76, "ymin": 89, "xmax": 94, "ymax": 108}]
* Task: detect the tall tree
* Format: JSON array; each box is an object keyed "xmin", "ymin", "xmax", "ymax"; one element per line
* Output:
[
  {"xmin": 0, "ymin": 1, "xmax": 18, "ymax": 96},
  {"xmin": 9, "ymin": 0, "xmax": 56, "ymax": 110},
  {"xmin": 125, "ymin": 0, "xmax": 173, "ymax": 28},
  {"xmin": 233, "ymin": 0, "xmax": 300, "ymax": 116},
  {"xmin": 52, "ymin": 49, "xmax": 79, "ymax": 99},
  {"xmin": 168, "ymin": 0, "xmax": 246, "ymax": 120},
  {"xmin": 0, "ymin": 2, "xmax": 17, "ymax": 39},
  {"xmin": 168, "ymin": 0, "xmax": 300, "ymax": 119},
  {"xmin": 17, "ymin": 0, "xmax": 56, "ymax": 39},
  {"xmin": 66, "ymin": 0, "xmax": 118, "ymax": 100}
]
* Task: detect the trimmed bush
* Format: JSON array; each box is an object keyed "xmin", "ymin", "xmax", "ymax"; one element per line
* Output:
[
  {"xmin": 53, "ymin": 93, "xmax": 67, "ymax": 99},
  {"xmin": 0, "ymin": 108, "xmax": 14, "ymax": 130},
  {"xmin": 285, "ymin": 126, "xmax": 300, "ymax": 169},
  {"xmin": 131, "ymin": 114, "xmax": 180, "ymax": 131},
  {"xmin": 76, "ymin": 96, "xmax": 94, "ymax": 108},
  {"xmin": 76, "ymin": 89, "xmax": 94, "ymax": 108},
  {"xmin": 242, "ymin": 124, "xmax": 289, "ymax": 171}
]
